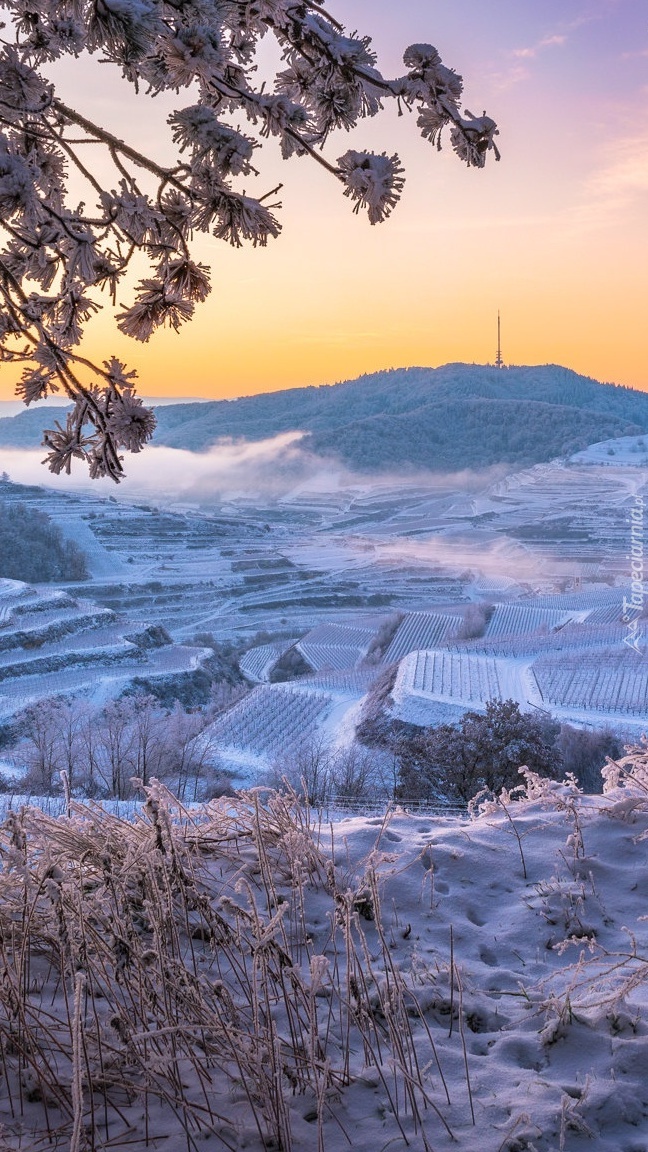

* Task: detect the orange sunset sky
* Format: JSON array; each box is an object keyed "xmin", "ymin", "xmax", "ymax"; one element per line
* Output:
[{"xmin": 1, "ymin": 0, "xmax": 647, "ymax": 402}]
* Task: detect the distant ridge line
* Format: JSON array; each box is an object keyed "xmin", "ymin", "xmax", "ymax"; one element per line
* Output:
[{"xmin": 1, "ymin": 364, "xmax": 647, "ymax": 475}]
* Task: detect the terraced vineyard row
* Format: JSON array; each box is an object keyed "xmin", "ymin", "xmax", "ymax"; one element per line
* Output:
[
  {"xmin": 485, "ymin": 604, "xmax": 571, "ymax": 638},
  {"xmin": 453, "ymin": 621, "xmax": 625, "ymax": 657},
  {"xmin": 209, "ymin": 686, "xmax": 331, "ymax": 757},
  {"xmin": 525, "ymin": 591, "xmax": 620, "ymax": 610},
  {"xmin": 0, "ymin": 610, "xmax": 113, "ymax": 657},
  {"xmin": 385, "ymin": 612, "xmax": 461, "ymax": 663},
  {"xmin": 293, "ymin": 619, "xmax": 382, "ymax": 674},
  {"xmin": 531, "ymin": 654, "xmax": 648, "ymax": 714},
  {"xmin": 0, "ymin": 645, "xmax": 148, "ymax": 682},
  {"xmin": 0, "ymin": 576, "xmax": 206, "ymax": 716},
  {"xmin": 396, "ymin": 649, "xmax": 503, "ymax": 704},
  {"xmin": 301, "ymin": 668, "xmax": 379, "ymax": 693},
  {"xmin": 298, "ymin": 642, "xmax": 363, "ymax": 672},
  {"xmin": 472, "ymin": 575, "xmax": 517, "ymax": 592},
  {"xmin": 302, "ymin": 623, "xmax": 378, "ymax": 647},
  {"xmin": 0, "ymin": 645, "xmax": 205, "ymax": 719},
  {"xmin": 0, "ymin": 584, "xmax": 70, "ymax": 628},
  {"xmin": 239, "ymin": 641, "xmax": 297, "ymax": 682},
  {"xmin": 585, "ymin": 604, "xmax": 625, "ymax": 624}
]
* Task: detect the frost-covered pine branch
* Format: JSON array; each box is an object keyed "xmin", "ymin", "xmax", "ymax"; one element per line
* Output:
[{"xmin": 0, "ymin": 1, "xmax": 499, "ymax": 480}]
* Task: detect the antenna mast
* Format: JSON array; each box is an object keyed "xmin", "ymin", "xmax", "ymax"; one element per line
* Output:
[{"xmin": 495, "ymin": 310, "xmax": 504, "ymax": 368}]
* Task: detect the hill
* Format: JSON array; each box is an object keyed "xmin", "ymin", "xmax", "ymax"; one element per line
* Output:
[
  {"xmin": 1, "ymin": 364, "xmax": 646, "ymax": 471},
  {"xmin": 306, "ymin": 396, "xmax": 642, "ymax": 471},
  {"xmin": 0, "ymin": 405, "xmax": 73, "ymax": 447}
]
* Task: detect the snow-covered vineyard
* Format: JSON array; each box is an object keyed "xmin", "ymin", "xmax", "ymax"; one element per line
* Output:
[
  {"xmin": 0, "ymin": 446, "xmax": 645, "ymax": 785},
  {"xmin": 208, "ymin": 685, "xmax": 332, "ymax": 764},
  {"xmin": 220, "ymin": 594, "xmax": 645, "ymax": 775},
  {"xmin": 239, "ymin": 640, "xmax": 298, "ymax": 682},
  {"xmin": 297, "ymin": 621, "xmax": 379, "ymax": 673},
  {"xmin": 532, "ymin": 651, "xmax": 648, "ymax": 715},
  {"xmin": 0, "ymin": 577, "xmax": 207, "ymax": 719},
  {"xmin": 393, "ymin": 649, "xmax": 512, "ymax": 708}
]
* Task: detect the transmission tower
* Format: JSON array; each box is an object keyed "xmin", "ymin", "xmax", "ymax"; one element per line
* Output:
[{"xmin": 495, "ymin": 310, "xmax": 504, "ymax": 368}]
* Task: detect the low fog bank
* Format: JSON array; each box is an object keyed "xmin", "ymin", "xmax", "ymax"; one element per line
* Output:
[
  {"xmin": 373, "ymin": 535, "xmax": 544, "ymax": 584},
  {"xmin": 0, "ymin": 435, "xmax": 510, "ymax": 506}
]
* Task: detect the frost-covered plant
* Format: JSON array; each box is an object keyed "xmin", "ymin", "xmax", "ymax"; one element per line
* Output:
[
  {"xmin": 598, "ymin": 739, "xmax": 648, "ymax": 831},
  {"xmin": 0, "ymin": 783, "xmax": 459, "ymax": 1149},
  {"xmin": 0, "ymin": 2, "xmax": 498, "ymax": 480},
  {"xmin": 601, "ymin": 738, "xmax": 648, "ymax": 804},
  {"xmin": 469, "ymin": 783, "xmax": 531, "ymax": 880},
  {"xmin": 516, "ymin": 767, "xmax": 587, "ymax": 865},
  {"xmin": 535, "ymin": 923, "xmax": 648, "ymax": 1041},
  {"xmin": 558, "ymin": 1081, "xmax": 594, "ymax": 1150}
]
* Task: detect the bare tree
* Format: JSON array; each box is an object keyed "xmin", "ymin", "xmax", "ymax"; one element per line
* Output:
[
  {"xmin": 129, "ymin": 695, "xmax": 168, "ymax": 788},
  {"xmin": 77, "ymin": 703, "xmax": 104, "ymax": 797},
  {"xmin": 97, "ymin": 699, "xmax": 137, "ymax": 799},
  {"xmin": 19, "ymin": 699, "xmax": 65, "ymax": 794},
  {"xmin": 208, "ymin": 682, "xmax": 248, "ymax": 718},
  {"xmin": 270, "ymin": 732, "xmax": 333, "ymax": 806},
  {"xmin": 330, "ymin": 744, "xmax": 376, "ymax": 800},
  {"xmin": 165, "ymin": 702, "xmax": 222, "ymax": 802},
  {"xmin": 50, "ymin": 698, "xmax": 87, "ymax": 794}
]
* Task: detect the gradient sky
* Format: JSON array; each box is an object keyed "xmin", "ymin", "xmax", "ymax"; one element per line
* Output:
[{"xmin": 2, "ymin": 0, "xmax": 647, "ymax": 401}]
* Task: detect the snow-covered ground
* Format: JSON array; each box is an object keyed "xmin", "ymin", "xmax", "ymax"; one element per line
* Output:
[
  {"xmin": 571, "ymin": 435, "xmax": 648, "ymax": 466},
  {"xmin": 3, "ymin": 762, "xmax": 648, "ymax": 1151}
]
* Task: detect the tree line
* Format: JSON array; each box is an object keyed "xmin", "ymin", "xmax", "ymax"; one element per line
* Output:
[
  {"xmin": 0, "ymin": 500, "xmax": 88, "ymax": 583},
  {"xmin": 0, "ymin": 683, "xmax": 624, "ymax": 808},
  {"xmin": 1, "ymin": 688, "xmax": 243, "ymax": 801}
]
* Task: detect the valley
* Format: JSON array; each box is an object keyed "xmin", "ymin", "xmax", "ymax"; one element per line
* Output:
[{"xmin": 0, "ymin": 437, "xmax": 645, "ymax": 790}]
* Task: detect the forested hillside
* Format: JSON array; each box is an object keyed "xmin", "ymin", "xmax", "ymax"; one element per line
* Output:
[
  {"xmin": 1, "ymin": 364, "xmax": 646, "ymax": 471},
  {"xmin": 307, "ymin": 396, "xmax": 639, "ymax": 470},
  {"xmin": 152, "ymin": 363, "xmax": 647, "ymax": 462},
  {"xmin": 0, "ymin": 501, "xmax": 88, "ymax": 582}
]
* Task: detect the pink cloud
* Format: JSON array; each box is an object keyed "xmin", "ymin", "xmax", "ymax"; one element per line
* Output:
[{"xmin": 512, "ymin": 34, "xmax": 567, "ymax": 60}]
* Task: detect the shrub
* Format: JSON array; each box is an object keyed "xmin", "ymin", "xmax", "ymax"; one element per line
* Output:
[{"xmin": 396, "ymin": 698, "xmax": 562, "ymax": 804}]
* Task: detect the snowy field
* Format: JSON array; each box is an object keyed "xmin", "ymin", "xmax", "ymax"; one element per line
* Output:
[
  {"xmin": 2, "ymin": 757, "xmax": 648, "ymax": 1150},
  {"xmin": 570, "ymin": 435, "xmax": 648, "ymax": 466},
  {"xmin": 388, "ymin": 643, "xmax": 647, "ymax": 735}
]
